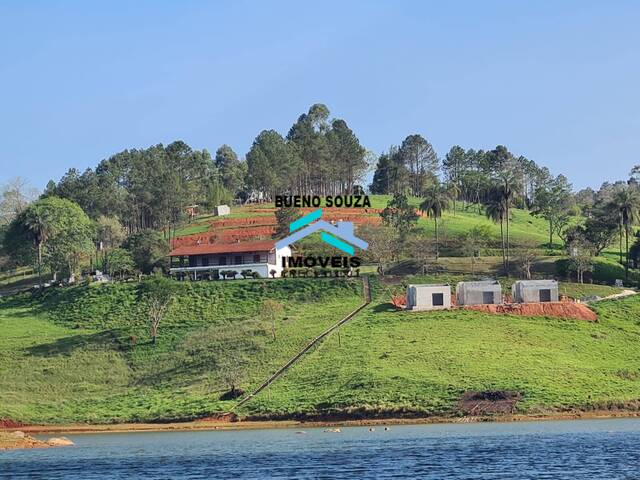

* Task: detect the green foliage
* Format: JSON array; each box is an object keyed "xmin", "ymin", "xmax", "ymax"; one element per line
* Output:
[
  {"xmin": 140, "ymin": 274, "xmax": 178, "ymax": 343},
  {"xmin": 369, "ymin": 149, "xmax": 405, "ymax": 195},
  {"xmin": 96, "ymin": 215, "xmax": 126, "ymax": 250},
  {"xmin": 531, "ymin": 174, "xmax": 574, "ymax": 246},
  {"xmin": 3, "ymin": 196, "xmax": 95, "ymax": 280},
  {"xmin": 556, "ymin": 256, "xmax": 640, "ymax": 285},
  {"xmin": 214, "ymin": 144, "xmax": 245, "ymax": 197},
  {"xmin": 381, "ymin": 193, "xmax": 419, "ymax": 239},
  {"xmin": 246, "ymin": 130, "xmax": 292, "ymax": 199},
  {"xmin": 124, "ymin": 230, "xmax": 169, "ymax": 274},
  {"xmin": 274, "ymin": 206, "xmax": 300, "ymax": 238},
  {"xmin": 50, "ymin": 142, "xmax": 216, "ymax": 234},
  {"xmin": 105, "ymin": 248, "xmax": 135, "ymax": 278},
  {"xmin": 206, "ymin": 179, "xmax": 233, "ymax": 208}
]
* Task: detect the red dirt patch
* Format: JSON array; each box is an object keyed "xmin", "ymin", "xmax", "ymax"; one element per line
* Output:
[
  {"xmin": 198, "ymin": 412, "xmax": 239, "ymax": 423},
  {"xmin": 391, "ymin": 294, "xmax": 406, "ymax": 310},
  {"xmin": 0, "ymin": 418, "xmax": 27, "ymax": 429},
  {"xmin": 458, "ymin": 391, "xmax": 522, "ymax": 415},
  {"xmin": 464, "ymin": 301, "xmax": 597, "ymax": 321}
]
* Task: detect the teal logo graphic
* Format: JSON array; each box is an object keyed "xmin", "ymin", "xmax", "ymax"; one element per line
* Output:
[{"xmin": 275, "ymin": 209, "xmax": 368, "ymax": 255}]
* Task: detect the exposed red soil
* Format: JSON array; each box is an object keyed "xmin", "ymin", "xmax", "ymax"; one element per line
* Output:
[
  {"xmin": 464, "ymin": 301, "xmax": 597, "ymax": 321},
  {"xmin": 198, "ymin": 412, "xmax": 239, "ymax": 423},
  {"xmin": 0, "ymin": 418, "xmax": 27, "ymax": 428},
  {"xmin": 246, "ymin": 207, "xmax": 386, "ymax": 215},
  {"xmin": 391, "ymin": 294, "xmax": 406, "ymax": 310},
  {"xmin": 173, "ymin": 211, "xmax": 381, "ymax": 248},
  {"xmin": 458, "ymin": 391, "xmax": 522, "ymax": 415}
]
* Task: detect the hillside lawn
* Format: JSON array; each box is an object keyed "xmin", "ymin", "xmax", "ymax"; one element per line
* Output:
[
  {"xmin": 0, "ymin": 273, "xmax": 638, "ymax": 425},
  {"xmin": 0, "ymin": 279, "xmax": 363, "ymax": 424},
  {"xmin": 242, "ymin": 291, "xmax": 640, "ymax": 419}
]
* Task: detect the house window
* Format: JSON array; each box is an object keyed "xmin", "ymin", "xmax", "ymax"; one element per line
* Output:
[
  {"xmin": 234, "ymin": 255, "xmax": 243, "ymax": 265},
  {"xmin": 201, "ymin": 257, "xmax": 209, "ymax": 267},
  {"xmin": 253, "ymin": 254, "xmax": 261, "ymax": 263},
  {"xmin": 432, "ymin": 292, "xmax": 444, "ymax": 306},
  {"xmin": 482, "ymin": 291, "xmax": 494, "ymax": 304},
  {"xmin": 188, "ymin": 256, "xmax": 196, "ymax": 267},
  {"xmin": 219, "ymin": 257, "xmax": 227, "ymax": 266},
  {"xmin": 539, "ymin": 289, "xmax": 552, "ymax": 302}
]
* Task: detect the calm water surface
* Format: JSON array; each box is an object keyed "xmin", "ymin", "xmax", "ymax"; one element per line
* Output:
[{"xmin": 2, "ymin": 419, "xmax": 640, "ymax": 479}]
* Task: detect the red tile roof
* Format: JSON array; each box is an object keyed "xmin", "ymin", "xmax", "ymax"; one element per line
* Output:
[{"xmin": 169, "ymin": 240, "xmax": 276, "ymax": 257}]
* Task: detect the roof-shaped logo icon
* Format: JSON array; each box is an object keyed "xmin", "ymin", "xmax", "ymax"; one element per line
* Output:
[{"xmin": 275, "ymin": 209, "xmax": 368, "ymax": 255}]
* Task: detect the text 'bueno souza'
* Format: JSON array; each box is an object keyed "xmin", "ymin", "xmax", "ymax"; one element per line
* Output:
[{"xmin": 275, "ymin": 195, "xmax": 371, "ymax": 208}]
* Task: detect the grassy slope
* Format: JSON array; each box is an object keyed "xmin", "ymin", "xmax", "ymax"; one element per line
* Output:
[
  {"xmin": 1, "ymin": 274, "xmax": 636, "ymax": 425},
  {"xmin": 369, "ymin": 195, "xmax": 553, "ymax": 245},
  {"xmin": 0, "ymin": 279, "xmax": 363, "ymax": 424},
  {"xmin": 242, "ymin": 291, "xmax": 640, "ymax": 418}
]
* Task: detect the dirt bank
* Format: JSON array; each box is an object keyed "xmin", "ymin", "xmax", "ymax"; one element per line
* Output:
[
  {"xmin": 464, "ymin": 301, "xmax": 597, "ymax": 321},
  {"xmin": 4, "ymin": 410, "xmax": 640, "ymax": 438}
]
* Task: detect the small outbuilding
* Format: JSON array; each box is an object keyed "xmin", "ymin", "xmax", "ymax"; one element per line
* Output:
[
  {"xmin": 511, "ymin": 279, "xmax": 559, "ymax": 303},
  {"xmin": 406, "ymin": 284, "xmax": 451, "ymax": 311},
  {"xmin": 213, "ymin": 204, "xmax": 231, "ymax": 216},
  {"xmin": 456, "ymin": 280, "xmax": 502, "ymax": 306}
]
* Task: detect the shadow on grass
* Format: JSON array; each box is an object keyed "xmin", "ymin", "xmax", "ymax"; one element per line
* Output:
[
  {"xmin": 372, "ymin": 302, "xmax": 397, "ymax": 313},
  {"xmin": 25, "ymin": 330, "xmax": 122, "ymax": 357}
]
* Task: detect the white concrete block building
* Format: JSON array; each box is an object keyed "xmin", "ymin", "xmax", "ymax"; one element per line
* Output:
[
  {"xmin": 511, "ymin": 279, "xmax": 559, "ymax": 303},
  {"xmin": 406, "ymin": 284, "xmax": 452, "ymax": 311},
  {"xmin": 456, "ymin": 280, "xmax": 502, "ymax": 305},
  {"xmin": 213, "ymin": 204, "xmax": 231, "ymax": 216}
]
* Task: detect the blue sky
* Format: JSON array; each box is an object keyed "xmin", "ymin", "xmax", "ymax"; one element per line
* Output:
[{"xmin": 1, "ymin": 0, "xmax": 639, "ymax": 190}]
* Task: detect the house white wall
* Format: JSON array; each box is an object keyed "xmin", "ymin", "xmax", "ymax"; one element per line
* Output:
[{"xmin": 170, "ymin": 245, "xmax": 292, "ymax": 279}]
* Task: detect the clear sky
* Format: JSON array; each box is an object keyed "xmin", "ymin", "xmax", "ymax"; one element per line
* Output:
[{"xmin": 1, "ymin": 0, "xmax": 639, "ymax": 191}]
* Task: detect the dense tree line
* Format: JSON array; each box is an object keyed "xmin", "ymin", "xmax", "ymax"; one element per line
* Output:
[
  {"xmin": 43, "ymin": 141, "xmax": 218, "ymax": 235},
  {"xmin": 247, "ymin": 104, "xmax": 367, "ymax": 198},
  {"xmin": 40, "ymin": 104, "xmax": 367, "ymax": 233},
  {"xmin": 5, "ymin": 101, "xmax": 640, "ymax": 285},
  {"xmin": 371, "ymin": 143, "xmax": 553, "ymax": 209}
]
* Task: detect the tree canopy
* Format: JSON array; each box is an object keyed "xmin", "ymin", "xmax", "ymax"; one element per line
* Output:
[{"xmin": 3, "ymin": 196, "xmax": 94, "ymax": 283}]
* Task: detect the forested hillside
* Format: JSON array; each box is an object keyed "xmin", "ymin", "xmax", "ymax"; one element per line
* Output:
[{"xmin": 2, "ymin": 102, "xmax": 640, "ymax": 287}]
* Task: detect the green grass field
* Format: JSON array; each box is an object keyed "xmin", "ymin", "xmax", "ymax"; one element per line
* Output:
[
  {"xmin": 0, "ymin": 278, "xmax": 363, "ymax": 423},
  {"xmin": 242, "ymin": 292, "xmax": 640, "ymax": 419},
  {"xmin": 0, "ymin": 274, "xmax": 637, "ymax": 425}
]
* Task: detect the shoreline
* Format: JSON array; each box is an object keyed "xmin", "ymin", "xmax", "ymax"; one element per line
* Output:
[{"xmin": 4, "ymin": 410, "xmax": 640, "ymax": 438}]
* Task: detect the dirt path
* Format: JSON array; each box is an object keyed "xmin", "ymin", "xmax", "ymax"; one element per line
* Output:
[{"xmin": 591, "ymin": 289, "xmax": 637, "ymax": 302}]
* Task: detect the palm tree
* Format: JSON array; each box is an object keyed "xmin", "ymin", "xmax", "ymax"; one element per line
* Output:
[
  {"xmin": 612, "ymin": 188, "xmax": 640, "ymax": 279},
  {"xmin": 500, "ymin": 183, "xmax": 518, "ymax": 276},
  {"xmin": 22, "ymin": 205, "xmax": 55, "ymax": 289},
  {"xmin": 446, "ymin": 181, "xmax": 461, "ymax": 216},
  {"xmin": 419, "ymin": 185, "xmax": 451, "ymax": 259},
  {"xmin": 485, "ymin": 192, "xmax": 507, "ymax": 274}
]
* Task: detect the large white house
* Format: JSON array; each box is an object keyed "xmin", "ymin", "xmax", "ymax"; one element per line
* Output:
[{"xmin": 169, "ymin": 240, "xmax": 291, "ymax": 280}]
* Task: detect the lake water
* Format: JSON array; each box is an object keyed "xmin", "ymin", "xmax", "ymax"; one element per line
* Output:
[{"xmin": 2, "ymin": 419, "xmax": 640, "ymax": 479}]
